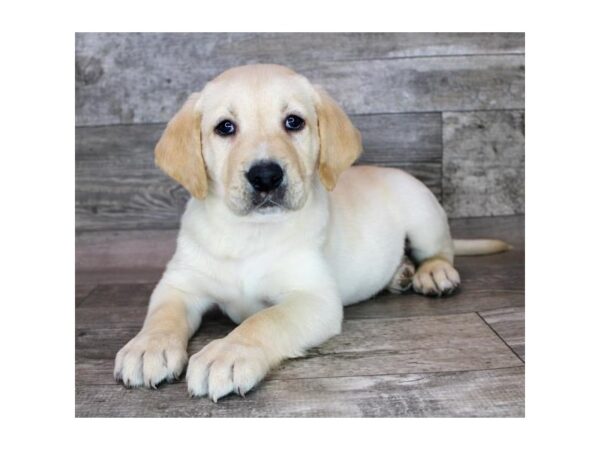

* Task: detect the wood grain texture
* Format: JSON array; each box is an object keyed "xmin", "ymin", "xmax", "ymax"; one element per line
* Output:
[
  {"xmin": 77, "ymin": 281, "xmax": 523, "ymax": 319},
  {"xmin": 76, "ymin": 114, "xmax": 442, "ymax": 231},
  {"xmin": 76, "ymin": 283, "xmax": 155, "ymax": 308},
  {"xmin": 75, "ymin": 215, "xmax": 524, "ymax": 417},
  {"xmin": 480, "ymin": 307, "xmax": 525, "ymax": 360},
  {"xmin": 300, "ymin": 56, "xmax": 523, "ymax": 116},
  {"xmin": 76, "ymin": 33, "xmax": 524, "ymax": 126},
  {"xmin": 76, "ymin": 309, "xmax": 521, "ymax": 389},
  {"xmin": 75, "ymin": 228, "xmax": 176, "ymax": 275},
  {"xmin": 346, "ymin": 289, "xmax": 523, "ymax": 320},
  {"xmin": 443, "ymin": 111, "xmax": 525, "ymax": 218},
  {"xmin": 75, "ymin": 33, "xmax": 524, "ymax": 220},
  {"xmin": 75, "ymin": 284, "xmax": 96, "ymax": 307},
  {"xmin": 76, "ymin": 367, "xmax": 524, "ymax": 417}
]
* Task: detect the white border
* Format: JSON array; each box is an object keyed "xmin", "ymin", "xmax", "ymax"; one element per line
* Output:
[{"xmin": 3, "ymin": 0, "xmax": 600, "ymax": 447}]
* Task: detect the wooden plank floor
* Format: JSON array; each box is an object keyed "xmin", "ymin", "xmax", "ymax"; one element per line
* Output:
[{"xmin": 75, "ymin": 215, "xmax": 524, "ymax": 417}]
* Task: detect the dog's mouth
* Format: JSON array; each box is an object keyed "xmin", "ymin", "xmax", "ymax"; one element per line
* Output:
[
  {"xmin": 227, "ymin": 179, "xmax": 307, "ymax": 217},
  {"xmin": 251, "ymin": 191, "xmax": 288, "ymax": 214}
]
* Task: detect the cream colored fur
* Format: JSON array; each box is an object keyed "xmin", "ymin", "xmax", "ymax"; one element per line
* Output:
[{"xmin": 114, "ymin": 64, "xmax": 509, "ymax": 401}]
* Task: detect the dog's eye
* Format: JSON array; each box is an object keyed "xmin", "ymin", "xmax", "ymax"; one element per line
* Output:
[
  {"xmin": 284, "ymin": 115, "xmax": 305, "ymax": 132},
  {"xmin": 215, "ymin": 120, "xmax": 236, "ymax": 136}
]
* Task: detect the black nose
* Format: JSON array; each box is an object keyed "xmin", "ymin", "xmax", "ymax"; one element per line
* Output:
[{"xmin": 245, "ymin": 162, "xmax": 284, "ymax": 192}]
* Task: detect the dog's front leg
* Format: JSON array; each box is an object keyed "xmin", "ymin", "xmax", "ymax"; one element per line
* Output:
[
  {"xmin": 186, "ymin": 289, "xmax": 343, "ymax": 401},
  {"xmin": 114, "ymin": 281, "xmax": 212, "ymax": 388}
]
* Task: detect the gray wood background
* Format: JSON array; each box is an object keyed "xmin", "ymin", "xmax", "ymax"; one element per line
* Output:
[{"xmin": 75, "ymin": 33, "xmax": 525, "ymax": 232}]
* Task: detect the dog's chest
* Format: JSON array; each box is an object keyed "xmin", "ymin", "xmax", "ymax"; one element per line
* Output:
[
  {"xmin": 195, "ymin": 254, "xmax": 276, "ymax": 324},
  {"xmin": 176, "ymin": 199, "xmax": 329, "ymax": 322}
]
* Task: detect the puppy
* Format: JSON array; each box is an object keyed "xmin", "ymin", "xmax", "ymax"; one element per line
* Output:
[{"xmin": 114, "ymin": 64, "xmax": 509, "ymax": 401}]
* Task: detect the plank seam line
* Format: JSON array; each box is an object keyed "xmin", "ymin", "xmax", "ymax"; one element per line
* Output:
[
  {"xmin": 74, "ymin": 290, "xmax": 525, "ymax": 311},
  {"xmin": 473, "ymin": 303, "xmax": 524, "ymax": 315},
  {"xmin": 77, "ymin": 364, "xmax": 525, "ymax": 387},
  {"xmin": 75, "ymin": 292, "xmax": 524, "ymax": 314},
  {"xmin": 328, "ymin": 52, "xmax": 525, "ymax": 64},
  {"xmin": 342, "ymin": 308, "xmax": 523, "ymax": 322},
  {"xmin": 76, "ymin": 285, "xmax": 100, "ymax": 307},
  {"xmin": 476, "ymin": 312, "xmax": 525, "ymax": 364},
  {"xmin": 76, "ymin": 310, "xmax": 494, "ymax": 323},
  {"xmin": 269, "ymin": 364, "xmax": 525, "ymax": 382},
  {"xmin": 75, "ymin": 109, "xmax": 526, "ymax": 129}
]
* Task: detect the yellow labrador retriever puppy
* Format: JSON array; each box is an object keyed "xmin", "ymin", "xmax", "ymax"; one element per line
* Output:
[{"xmin": 114, "ymin": 64, "xmax": 509, "ymax": 401}]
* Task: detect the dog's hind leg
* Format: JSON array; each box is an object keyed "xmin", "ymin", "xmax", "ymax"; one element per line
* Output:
[
  {"xmin": 386, "ymin": 255, "xmax": 416, "ymax": 294},
  {"xmin": 405, "ymin": 192, "xmax": 461, "ymax": 297}
]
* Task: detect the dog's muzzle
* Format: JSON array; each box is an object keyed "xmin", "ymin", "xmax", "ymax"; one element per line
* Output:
[{"xmin": 245, "ymin": 161, "xmax": 288, "ymax": 211}]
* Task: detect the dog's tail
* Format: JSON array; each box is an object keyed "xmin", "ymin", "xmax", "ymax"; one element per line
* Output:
[{"xmin": 453, "ymin": 239, "xmax": 512, "ymax": 256}]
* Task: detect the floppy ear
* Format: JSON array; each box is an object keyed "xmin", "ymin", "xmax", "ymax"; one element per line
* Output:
[
  {"xmin": 154, "ymin": 93, "xmax": 208, "ymax": 199},
  {"xmin": 316, "ymin": 87, "xmax": 363, "ymax": 190}
]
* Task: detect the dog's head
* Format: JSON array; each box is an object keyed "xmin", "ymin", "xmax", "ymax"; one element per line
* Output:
[{"xmin": 155, "ymin": 64, "xmax": 362, "ymax": 216}]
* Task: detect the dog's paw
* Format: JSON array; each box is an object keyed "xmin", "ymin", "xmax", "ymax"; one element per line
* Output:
[
  {"xmin": 387, "ymin": 255, "xmax": 416, "ymax": 293},
  {"xmin": 114, "ymin": 332, "xmax": 188, "ymax": 388},
  {"xmin": 413, "ymin": 258, "xmax": 460, "ymax": 297},
  {"xmin": 186, "ymin": 337, "xmax": 270, "ymax": 402}
]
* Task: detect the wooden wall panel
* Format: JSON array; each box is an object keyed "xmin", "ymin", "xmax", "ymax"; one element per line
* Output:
[
  {"xmin": 442, "ymin": 111, "xmax": 525, "ymax": 217},
  {"xmin": 76, "ymin": 33, "xmax": 524, "ymax": 125},
  {"xmin": 75, "ymin": 33, "xmax": 525, "ymax": 228}
]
